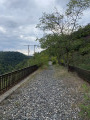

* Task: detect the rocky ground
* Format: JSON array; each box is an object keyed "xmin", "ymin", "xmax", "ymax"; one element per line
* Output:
[{"xmin": 0, "ymin": 65, "xmax": 87, "ymax": 120}]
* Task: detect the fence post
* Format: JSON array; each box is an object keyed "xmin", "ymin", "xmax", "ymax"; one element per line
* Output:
[{"xmin": 0, "ymin": 65, "xmax": 38, "ymax": 94}]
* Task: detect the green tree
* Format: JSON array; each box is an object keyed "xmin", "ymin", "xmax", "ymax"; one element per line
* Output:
[{"xmin": 37, "ymin": 0, "xmax": 90, "ymax": 70}]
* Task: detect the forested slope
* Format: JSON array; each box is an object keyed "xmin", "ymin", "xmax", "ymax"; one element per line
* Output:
[
  {"xmin": 37, "ymin": 24, "xmax": 90, "ymax": 70},
  {"xmin": 72, "ymin": 26, "xmax": 90, "ymax": 70},
  {"xmin": 0, "ymin": 52, "xmax": 29, "ymax": 75}
]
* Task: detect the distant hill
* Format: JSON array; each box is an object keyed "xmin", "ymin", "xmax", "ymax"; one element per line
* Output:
[{"xmin": 0, "ymin": 51, "xmax": 29, "ymax": 75}]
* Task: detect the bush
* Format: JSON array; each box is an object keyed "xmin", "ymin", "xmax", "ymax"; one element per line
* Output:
[{"xmin": 51, "ymin": 56, "xmax": 58, "ymax": 64}]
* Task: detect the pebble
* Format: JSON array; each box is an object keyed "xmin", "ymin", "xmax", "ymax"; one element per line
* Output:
[{"xmin": 0, "ymin": 66, "xmax": 83, "ymax": 120}]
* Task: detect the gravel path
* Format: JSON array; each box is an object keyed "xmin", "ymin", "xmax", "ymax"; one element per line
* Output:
[{"xmin": 0, "ymin": 66, "xmax": 83, "ymax": 120}]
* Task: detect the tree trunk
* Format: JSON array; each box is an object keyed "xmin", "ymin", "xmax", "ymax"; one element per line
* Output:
[
  {"xmin": 66, "ymin": 50, "xmax": 69, "ymax": 71},
  {"xmin": 57, "ymin": 58, "xmax": 61, "ymax": 65}
]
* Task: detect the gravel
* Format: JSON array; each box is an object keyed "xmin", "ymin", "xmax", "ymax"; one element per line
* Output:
[{"xmin": 0, "ymin": 66, "xmax": 83, "ymax": 120}]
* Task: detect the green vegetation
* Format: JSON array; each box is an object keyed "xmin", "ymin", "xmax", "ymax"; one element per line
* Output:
[
  {"xmin": 0, "ymin": 0, "xmax": 89, "ymax": 75},
  {"xmin": 37, "ymin": 24, "xmax": 90, "ymax": 70},
  {"xmin": 79, "ymin": 84, "xmax": 90, "ymax": 119},
  {"xmin": 36, "ymin": 0, "xmax": 90, "ymax": 70},
  {"xmin": 0, "ymin": 51, "xmax": 29, "ymax": 75},
  {"xmin": 0, "ymin": 0, "xmax": 90, "ymax": 75},
  {"xmin": 55, "ymin": 65, "xmax": 90, "ymax": 119},
  {"xmin": 0, "ymin": 51, "xmax": 49, "ymax": 75},
  {"xmin": 15, "ymin": 51, "xmax": 49, "ymax": 70}
]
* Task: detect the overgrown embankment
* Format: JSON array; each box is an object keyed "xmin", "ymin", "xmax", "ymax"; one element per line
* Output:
[{"xmin": 54, "ymin": 65, "xmax": 90, "ymax": 120}]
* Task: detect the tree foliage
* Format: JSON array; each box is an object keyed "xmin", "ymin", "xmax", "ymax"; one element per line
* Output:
[
  {"xmin": 0, "ymin": 51, "xmax": 29, "ymax": 75},
  {"xmin": 37, "ymin": 0, "xmax": 90, "ymax": 69}
]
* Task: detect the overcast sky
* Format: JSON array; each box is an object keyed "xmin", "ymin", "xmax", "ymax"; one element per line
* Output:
[{"xmin": 0, "ymin": 0, "xmax": 90, "ymax": 55}]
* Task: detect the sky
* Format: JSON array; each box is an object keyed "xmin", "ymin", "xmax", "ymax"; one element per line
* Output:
[{"xmin": 0, "ymin": 0, "xmax": 90, "ymax": 55}]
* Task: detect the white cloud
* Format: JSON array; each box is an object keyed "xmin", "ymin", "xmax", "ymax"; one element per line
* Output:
[
  {"xmin": 0, "ymin": 0, "xmax": 89, "ymax": 55},
  {"xmin": 17, "ymin": 47, "xmax": 43, "ymax": 56},
  {"xmin": 0, "ymin": 0, "xmax": 5, "ymax": 4},
  {"xmin": 17, "ymin": 49, "xmax": 29, "ymax": 56},
  {"xmin": 0, "ymin": 26, "xmax": 6, "ymax": 33},
  {"xmin": 81, "ymin": 9, "xmax": 90, "ymax": 25},
  {"xmin": 35, "ymin": 0, "xmax": 55, "ymax": 7},
  {"xmin": 20, "ymin": 35, "xmax": 36, "ymax": 42}
]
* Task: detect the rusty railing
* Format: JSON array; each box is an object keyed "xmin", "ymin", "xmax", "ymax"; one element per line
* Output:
[
  {"xmin": 68, "ymin": 65, "xmax": 90, "ymax": 83},
  {"xmin": 0, "ymin": 65, "xmax": 38, "ymax": 94},
  {"xmin": 60, "ymin": 63, "xmax": 90, "ymax": 83}
]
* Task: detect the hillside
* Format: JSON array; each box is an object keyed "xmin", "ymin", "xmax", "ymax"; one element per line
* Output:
[
  {"xmin": 37, "ymin": 24, "xmax": 90, "ymax": 70},
  {"xmin": 69, "ymin": 24, "xmax": 90, "ymax": 70},
  {"xmin": 0, "ymin": 51, "xmax": 29, "ymax": 75}
]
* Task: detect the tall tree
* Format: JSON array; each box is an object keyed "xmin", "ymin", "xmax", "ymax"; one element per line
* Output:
[{"xmin": 37, "ymin": 0, "xmax": 90, "ymax": 69}]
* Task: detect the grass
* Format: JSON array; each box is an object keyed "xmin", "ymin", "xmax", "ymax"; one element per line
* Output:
[
  {"xmin": 54, "ymin": 64, "xmax": 83, "ymax": 82},
  {"xmin": 54, "ymin": 64, "xmax": 90, "ymax": 119},
  {"xmin": 54, "ymin": 64, "xmax": 71, "ymax": 78},
  {"xmin": 78, "ymin": 64, "xmax": 90, "ymax": 71},
  {"xmin": 73, "ymin": 53, "xmax": 90, "ymax": 70},
  {"xmin": 79, "ymin": 83, "xmax": 90, "ymax": 120},
  {"xmin": 15, "ymin": 101, "xmax": 20, "ymax": 107},
  {"xmin": 54, "ymin": 64, "xmax": 85, "ymax": 93}
]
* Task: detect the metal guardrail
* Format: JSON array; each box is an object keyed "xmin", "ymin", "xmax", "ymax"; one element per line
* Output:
[
  {"xmin": 60, "ymin": 63, "xmax": 90, "ymax": 83},
  {"xmin": 0, "ymin": 65, "xmax": 38, "ymax": 94},
  {"xmin": 68, "ymin": 65, "xmax": 90, "ymax": 83}
]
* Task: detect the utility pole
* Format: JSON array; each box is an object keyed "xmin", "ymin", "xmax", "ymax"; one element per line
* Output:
[
  {"xmin": 34, "ymin": 45, "xmax": 40, "ymax": 54},
  {"xmin": 24, "ymin": 44, "xmax": 40, "ymax": 66},
  {"xmin": 34, "ymin": 45, "xmax": 37, "ymax": 55},
  {"xmin": 24, "ymin": 45, "xmax": 40, "ymax": 56},
  {"xmin": 24, "ymin": 45, "xmax": 31, "ymax": 56}
]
